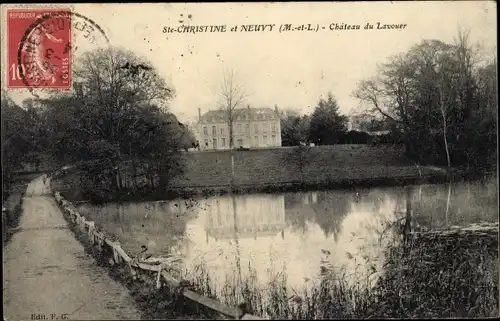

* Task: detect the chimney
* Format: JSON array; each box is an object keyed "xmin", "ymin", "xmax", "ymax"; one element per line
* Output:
[
  {"xmin": 274, "ymin": 104, "xmax": 279, "ymax": 114},
  {"xmin": 198, "ymin": 108, "xmax": 201, "ymax": 122}
]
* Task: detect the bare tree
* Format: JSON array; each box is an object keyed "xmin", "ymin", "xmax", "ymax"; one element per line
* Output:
[
  {"xmin": 217, "ymin": 69, "xmax": 247, "ymax": 149},
  {"xmin": 354, "ymin": 29, "xmax": 496, "ymax": 168}
]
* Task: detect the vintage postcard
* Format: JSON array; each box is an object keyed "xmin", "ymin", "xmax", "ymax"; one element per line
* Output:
[{"xmin": 2, "ymin": 1, "xmax": 498, "ymax": 320}]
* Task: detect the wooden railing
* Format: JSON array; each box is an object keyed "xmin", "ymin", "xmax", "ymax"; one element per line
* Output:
[{"xmin": 52, "ymin": 190, "xmax": 264, "ymax": 320}]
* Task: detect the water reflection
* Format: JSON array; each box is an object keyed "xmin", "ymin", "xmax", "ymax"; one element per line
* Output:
[
  {"xmin": 178, "ymin": 190, "xmax": 407, "ymax": 294},
  {"xmin": 204, "ymin": 195, "xmax": 286, "ymax": 242},
  {"xmin": 76, "ymin": 179, "xmax": 498, "ymax": 295}
]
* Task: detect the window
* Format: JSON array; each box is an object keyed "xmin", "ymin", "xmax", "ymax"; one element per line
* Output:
[
  {"xmin": 212, "ymin": 126, "xmax": 216, "ymax": 135},
  {"xmin": 263, "ymin": 123, "xmax": 268, "ymax": 133},
  {"xmin": 212, "ymin": 138, "xmax": 217, "ymax": 148},
  {"xmin": 272, "ymin": 135, "xmax": 276, "ymax": 144},
  {"xmin": 245, "ymin": 124, "xmax": 249, "ymax": 133},
  {"xmin": 220, "ymin": 127, "xmax": 224, "ymax": 135},
  {"xmin": 254, "ymin": 124, "xmax": 259, "ymax": 133},
  {"xmin": 221, "ymin": 138, "xmax": 226, "ymax": 147},
  {"xmin": 204, "ymin": 139, "xmax": 209, "ymax": 147},
  {"xmin": 203, "ymin": 126, "xmax": 208, "ymax": 135},
  {"xmin": 271, "ymin": 123, "xmax": 276, "ymax": 132},
  {"xmin": 236, "ymin": 124, "xmax": 242, "ymax": 133},
  {"xmin": 263, "ymin": 136, "xmax": 268, "ymax": 145},
  {"xmin": 254, "ymin": 136, "xmax": 258, "ymax": 146},
  {"xmin": 237, "ymin": 139, "xmax": 243, "ymax": 147}
]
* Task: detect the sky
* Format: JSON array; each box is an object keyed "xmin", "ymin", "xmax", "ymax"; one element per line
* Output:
[{"xmin": 1, "ymin": 1, "xmax": 497, "ymax": 124}]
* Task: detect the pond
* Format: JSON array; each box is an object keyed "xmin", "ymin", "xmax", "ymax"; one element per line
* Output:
[{"xmin": 76, "ymin": 178, "xmax": 498, "ymax": 312}]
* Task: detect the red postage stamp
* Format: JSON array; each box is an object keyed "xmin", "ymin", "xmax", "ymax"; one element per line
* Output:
[{"xmin": 7, "ymin": 8, "xmax": 72, "ymax": 89}]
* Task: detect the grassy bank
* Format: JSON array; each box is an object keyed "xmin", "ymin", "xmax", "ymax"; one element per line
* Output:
[
  {"xmin": 51, "ymin": 144, "xmax": 488, "ymax": 204},
  {"xmin": 2, "ymin": 172, "xmax": 40, "ymax": 245},
  {"xmin": 52, "ymin": 166, "xmax": 459, "ymax": 205},
  {"xmin": 180, "ymin": 224, "xmax": 498, "ymax": 319}
]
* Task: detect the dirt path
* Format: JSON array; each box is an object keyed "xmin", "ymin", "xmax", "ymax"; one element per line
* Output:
[{"xmin": 3, "ymin": 175, "xmax": 142, "ymax": 321}]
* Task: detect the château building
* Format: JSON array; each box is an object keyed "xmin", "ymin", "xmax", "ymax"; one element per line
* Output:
[{"xmin": 196, "ymin": 105, "xmax": 282, "ymax": 150}]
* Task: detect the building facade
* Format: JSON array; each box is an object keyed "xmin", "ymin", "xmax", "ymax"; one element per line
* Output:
[{"xmin": 196, "ymin": 106, "xmax": 282, "ymax": 150}]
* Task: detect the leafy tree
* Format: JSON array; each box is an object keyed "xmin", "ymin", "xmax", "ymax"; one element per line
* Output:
[
  {"xmin": 39, "ymin": 47, "xmax": 185, "ymax": 196},
  {"xmin": 280, "ymin": 108, "xmax": 310, "ymax": 146},
  {"xmin": 1, "ymin": 90, "xmax": 46, "ymax": 195},
  {"xmin": 309, "ymin": 92, "xmax": 348, "ymax": 145},
  {"xmin": 356, "ymin": 116, "xmax": 392, "ymax": 133},
  {"xmin": 179, "ymin": 123, "xmax": 197, "ymax": 151}
]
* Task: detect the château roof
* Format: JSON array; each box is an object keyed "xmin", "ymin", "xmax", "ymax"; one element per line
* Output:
[{"xmin": 198, "ymin": 107, "xmax": 278, "ymax": 123}]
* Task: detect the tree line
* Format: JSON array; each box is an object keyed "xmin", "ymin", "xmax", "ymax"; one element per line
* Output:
[
  {"xmin": 2, "ymin": 30, "xmax": 496, "ymax": 199},
  {"xmin": 280, "ymin": 30, "xmax": 497, "ymax": 172},
  {"xmin": 280, "ymin": 92, "xmax": 387, "ymax": 146}
]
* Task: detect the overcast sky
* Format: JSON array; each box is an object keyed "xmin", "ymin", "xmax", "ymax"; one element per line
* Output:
[{"xmin": 2, "ymin": 1, "xmax": 497, "ymax": 123}]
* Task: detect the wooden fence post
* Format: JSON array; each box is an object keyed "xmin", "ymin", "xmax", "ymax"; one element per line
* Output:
[
  {"xmin": 129, "ymin": 262, "xmax": 138, "ymax": 280},
  {"xmin": 79, "ymin": 217, "xmax": 85, "ymax": 232},
  {"xmin": 88, "ymin": 222, "xmax": 95, "ymax": 245},
  {"xmin": 112, "ymin": 242, "xmax": 121, "ymax": 264},
  {"xmin": 96, "ymin": 234, "xmax": 103, "ymax": 253},
  {"xmin": 156, "ymin": 263, "xmax": 165, "ymax": 290}
]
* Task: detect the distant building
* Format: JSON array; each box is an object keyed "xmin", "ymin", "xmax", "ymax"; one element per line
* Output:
[
  {"xmin": 196, "ymin": 105, "xmax": 282, "ymax": 150},
  {"xmin": 348, "ymin": 115, "xmax": 391, "ymax": 136},
  {"xmin": 347, "ymin": 115, "xmax": 365, "ymax": 131}
]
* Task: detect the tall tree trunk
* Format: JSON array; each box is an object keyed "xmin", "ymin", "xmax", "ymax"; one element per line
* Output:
[
  {"xmin": 113, "ymin": 167, "xmax": 121, "ymax": 191},
  {"xmin": 438, "ymin": 85, "xmax": 451, "ymax": 168},
  {"xmin": 157, "ymin": 161, "xmax": 168, "ymax": 189},
  {"xmin": 441, "ymin": 109, "xmax": 451, "ymax": 168},
  {"xmin": 131, "ymin": 161, "xmax": 137, "ymax": 190},
  {"xmin": 146, "ymin": 163, "xmax": 155, "ymax": 191},
  {"xmin": 229, "ymin": 117, "xmax": 234, "ymax": 150},
  {"xmin": 445, "ymin": 182, "xmax": 452, "ymax": 227}
]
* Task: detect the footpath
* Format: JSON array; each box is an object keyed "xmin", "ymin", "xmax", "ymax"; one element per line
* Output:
[{"xmin": 3, "ymin": 176, "xmax": 142, "ymax": 321}]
